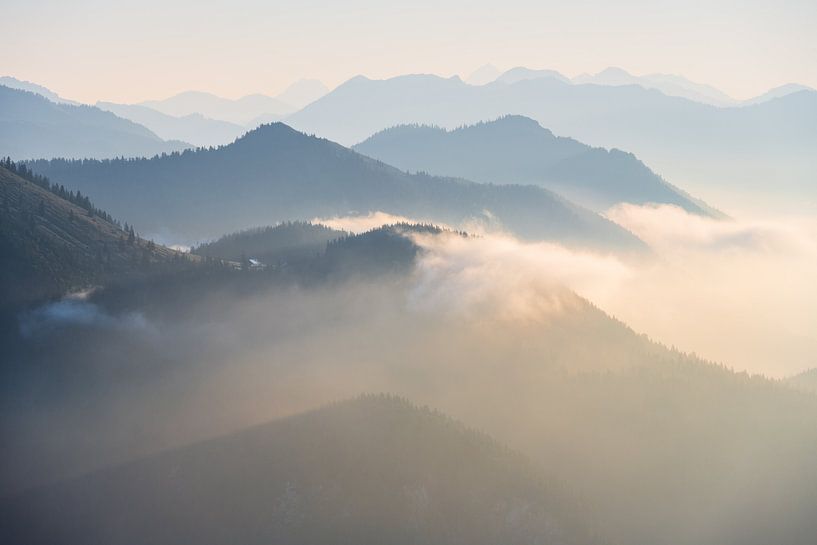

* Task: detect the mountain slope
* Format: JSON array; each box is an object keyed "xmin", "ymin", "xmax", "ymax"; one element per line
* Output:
[
  {"xmin": 0, "ymin": 76, "xmax": 77, "ymax": 105},
  {"xmin": 276, "ymin": 79, "xmax": 330, "ymax": 110},
  {"xmin": 0, "ymin": 395, "xmax": 589, "ymax": 545},
  {"xmin": 0, "ymin": 86, "xmax": 189, "ymax": 160},
  {"xmin": 742, "ymin": 83, "xmax": 816, "ymax": 105},
  {"xmin": 27, "ymin": 123, "xmax": 645, "ymax": 251},
  {"xmin": 284, "ymin": 74, "xmax": 817, "ymax": 210},
  {"xmin": 355, "ymin": 116, "xmax": 721, "ymax": 215},
  {"xmin": 0, "ymin": 162, "xmax": 185, "ymax": 308},
  {"xmin": 96, "ymin": 102, "xmax": 246, "ymax": 147}
]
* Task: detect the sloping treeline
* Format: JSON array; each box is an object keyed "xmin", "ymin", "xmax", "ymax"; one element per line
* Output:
[{"xmin": 1, "ymin": 158, "xmax": 118, "ymax": 226}]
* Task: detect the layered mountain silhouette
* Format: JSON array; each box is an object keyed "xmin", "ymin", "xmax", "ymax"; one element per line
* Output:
[
  {"xmin": 275, "ymin": 79, "xmax": 331, "ymax": 110},
  {"xmin": 355, "ymin": 115, "xmax": 721, "ymax": 215},
  {"xmin": 0, "ymin": 76, "xmax": 78, "ymax": 105},
  {"xmin": 0, "ymin": 396, "xmax": 589, "ymax": 545},
  {"xmin": 131, "ymin": 80, "xmax": 329, "ymax": 127},
  {"xmin": 27, "ymin": 123, "xmax": 645, "ymax": 250},
  {"xmin": 494, "ymin": 67, "xmax": 570, "ymax": 85},
  {"xmin": 465, "ymin": 64, "xmax": 501, "ymax": 85},
  {"xmin": 741, "ymin": 83, "xmax": 816, "ymax": 105},
  {"xmin": 284, "ymin": 74, "xmax": 817, "ymax": 208},
  {"xmin": 475, "ymin": 66, "xmax": 811, "ymax": 106},
  {"xmin": 0, "ymin": 86, "xmax": 189, "ymax": 159},
  {"xmin": 96, "ymin": 102, "xmax": 247, "ymax": 148},
  {"xmin": 571, "ymin": 67, "xmax": 737, "ymax": 106},
  {"xmin": 138, "ymin": 91, "xmax": 293, "ymax": 125}
]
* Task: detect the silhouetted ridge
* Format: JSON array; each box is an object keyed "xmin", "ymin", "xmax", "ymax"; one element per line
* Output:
[
  {"xmin": 0, "ymin": 85, "xmax": 188, "ymax": 160},
  {"xmin": 27, "ymin": 123, "xmax": 645, "ymax": 251},
  {"xmin": 355, "ymin": 116, "xmax": 721, "ymax": 216}
]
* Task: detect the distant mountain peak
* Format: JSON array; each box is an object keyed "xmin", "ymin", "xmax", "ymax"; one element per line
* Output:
[
  {"xmin": 495, "ymin": 67, "xmax": 570, "ymax": 85},
  {"xmin": 597, "ymin": 66, "xmax": 633, "ymax": 77},
  {"xmin": 465, "ymin": 64, "xmax": 501, "ymax": 85},
  {"xmin": 276, "ymin": 78, "xmax": 329, "ymax": 109},
  {"xmin": 490, "ymin": 114, "xmax": 546, "ymax": 129},
  {"xmin": 0, "ymin": 75, "xmax": 78, "ymax": 105},
  {"xmin": 743, "ymin": 83, "xmax": 816, "ymax": 105}
]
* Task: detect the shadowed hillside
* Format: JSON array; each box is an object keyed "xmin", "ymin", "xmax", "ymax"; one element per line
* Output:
[
  {"xmin": 0, "ymin": 395, "xmax": 591, "ymax": 545},
  {"xmin": 0, "ymin": 162, "xmax": 188, "ymax": 308}
]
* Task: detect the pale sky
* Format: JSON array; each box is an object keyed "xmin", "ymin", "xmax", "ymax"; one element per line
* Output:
[{"xmin": 2, "ymin": 0, "xmax": 815, "ymax": 104}]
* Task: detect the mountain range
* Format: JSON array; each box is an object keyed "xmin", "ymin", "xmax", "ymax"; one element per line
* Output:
[
  {"xmin": 355, "ymin": 115, "xmax": 721, "ymax": 216},
  {"xmin": 468, "ymin": 65, "xmax": 813, "ymax": 107},
  {"xmin": 136, "ymin": 79, "xmax": 329, "ymax": 125},
  {"xmin": 284, "ymin": 73, "xmax": 817, "ymax": 210},
  {"xmin": 26, "ymin": 123, "xmax": 645, "ymax": 250},
  {"xmin": 95, "ymin": 102, "xmax": 247, "ymax": 148},
  {"xmin": 571, "ymin": 67, "xmax": 739, "ymax": 106}
]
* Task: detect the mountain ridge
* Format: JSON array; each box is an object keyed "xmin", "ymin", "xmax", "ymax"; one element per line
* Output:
[
  {"xmin": 355, "ymin": 115, "xmax": 722, "ymax": 216},
  {"xmin": 0, "ymin": 85, "xmax": 190, "ymax": 160},
  {"xmin": 26, "ymin": 122, "xmax": 646, "ymax": 251}
]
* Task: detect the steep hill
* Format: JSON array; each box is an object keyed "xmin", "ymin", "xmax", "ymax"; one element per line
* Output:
[
  {"xmin": 0, "ymin": 86, "xmax": 189, "ymax": 160},
  {"xmin": 0, "ymin": 162, "xmax": 184, "ymax": 308},
  {"xmin": 0, "ymin": 395, "xmax": 589, "ymax": 545},
  {"xmin": 27, "ymin": 123, "xmax": 645, "ymax": 251},
  {"xmin": 355, "ymin": 116, "xmax": 720, "ymax": 215}
]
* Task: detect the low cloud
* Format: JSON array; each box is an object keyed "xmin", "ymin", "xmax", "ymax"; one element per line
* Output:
[
  {"xmin": 19, "ymin": 293, "xmax": 152, "ymax": 338},
  {"xmin": 313, "ymin": 211, "xmax": 426, "ymax": 233},
  {"xmin": 408, "ymin": 231, "xmax": 629, "ymax": 322},
  {"xmin": 601, "ymin": 204, "xmax": 817, "ymax": 377},
  {"xmin": 395, "ymin": 205, "xmax": 817, "ymax": 377}
]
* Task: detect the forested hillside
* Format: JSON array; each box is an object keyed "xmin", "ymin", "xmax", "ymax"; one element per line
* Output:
[
  {"xmin": 192, "ymin": 221, "xmax": 346, "ymax": 265},
  {"xmin": 0, "ymin": 161, "xmax": 187, "ymax": 309}
]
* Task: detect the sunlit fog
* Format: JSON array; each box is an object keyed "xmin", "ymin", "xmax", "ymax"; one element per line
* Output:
[{"xmin": 2, "ymin": 2, "xmax": 817, "ymax": 544}]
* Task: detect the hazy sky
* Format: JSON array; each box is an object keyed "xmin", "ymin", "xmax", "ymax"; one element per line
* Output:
[{"xmin": 2, "ymin": 0, "xmax": 816, "ymax": 103}]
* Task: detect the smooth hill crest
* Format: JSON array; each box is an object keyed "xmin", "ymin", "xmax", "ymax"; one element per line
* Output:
[{"xmin": 354, "ymin": 115, "xmax": 722, "ymax": 217}]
